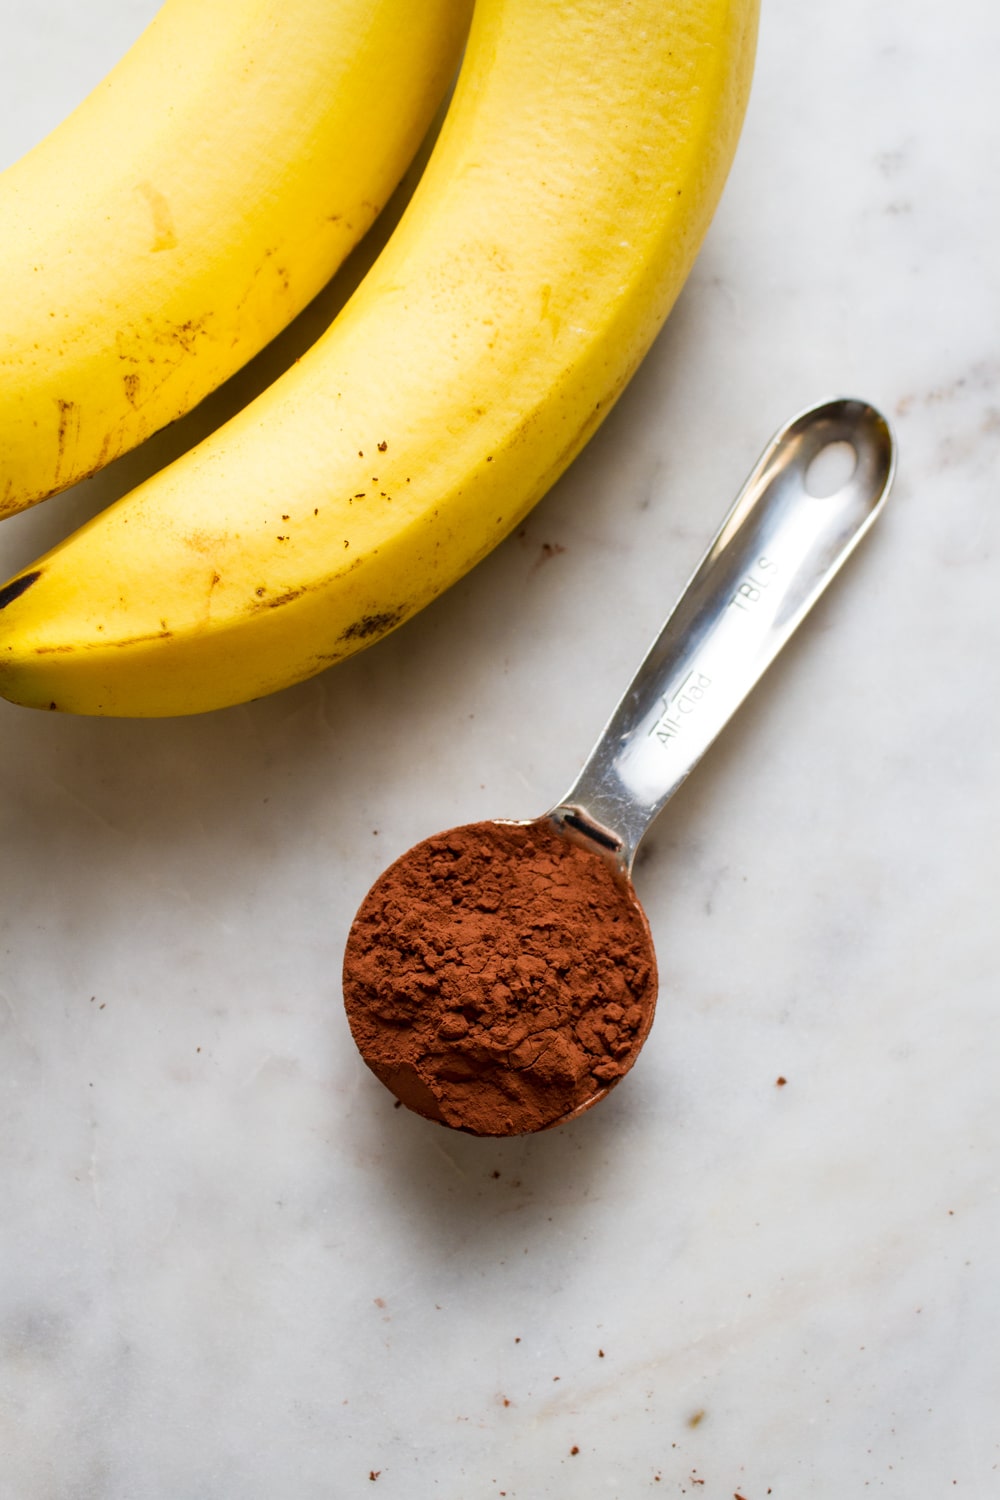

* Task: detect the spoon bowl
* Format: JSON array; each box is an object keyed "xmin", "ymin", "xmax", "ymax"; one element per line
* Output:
[{"xmin": 344, "ymin": 814, "xmax": 657, "ymax": 1135}]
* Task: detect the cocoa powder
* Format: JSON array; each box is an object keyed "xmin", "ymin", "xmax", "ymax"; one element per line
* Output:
[{"xmin": 342, "ymin": 819, "xmax": 657, "ymax": 1135}]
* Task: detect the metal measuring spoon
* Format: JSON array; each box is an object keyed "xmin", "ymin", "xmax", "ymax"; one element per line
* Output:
[{"xmin": 343, "ymin": 398, "xmax": 896, "ymax": 1135}]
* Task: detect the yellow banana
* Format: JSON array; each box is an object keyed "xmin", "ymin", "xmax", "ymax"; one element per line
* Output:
[
  {"xmin": 0, "ymin": 0, "xmax": 472, "ymax": 514},
  {"xmin": 0, "ymin": 0, "xmax": 759, "ymax": 718}
]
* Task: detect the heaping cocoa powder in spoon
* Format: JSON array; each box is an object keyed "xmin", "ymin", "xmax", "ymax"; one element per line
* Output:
[{"xmin": 342, "ymin": 819, "xmax": 657, "ymax": 1135}]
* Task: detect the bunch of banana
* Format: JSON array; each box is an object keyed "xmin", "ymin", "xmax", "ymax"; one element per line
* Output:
[
  {"xmin": 0, "ymin": 0, "xmax": 759, "ymax": 717},
  {"xmin": 0, "ymin": 0, "xmax": 473, "ymax": 512}
]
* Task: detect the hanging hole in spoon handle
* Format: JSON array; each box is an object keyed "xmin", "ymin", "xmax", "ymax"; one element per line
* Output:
[{"xmin": 549, "ymin": 397, "xmax": 897, "ymax": 874}]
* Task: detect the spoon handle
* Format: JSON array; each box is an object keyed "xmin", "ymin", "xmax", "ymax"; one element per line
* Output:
[{"xmin": 550, "ymin": 397, "xmax": 896, "ymax": 872}]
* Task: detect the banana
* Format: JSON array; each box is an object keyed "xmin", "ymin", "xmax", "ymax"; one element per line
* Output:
[
  {"xmin": 0, "ymin": 0, "xmax": 472, "ymax": 515},
  {"xmin": 0, "ymin": 0, "xmax": 759, "ymax": 718}
]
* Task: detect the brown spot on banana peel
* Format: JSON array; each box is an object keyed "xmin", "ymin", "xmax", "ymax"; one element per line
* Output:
[
  {"xmin": 110, "ymin": 629, "xmax": 173, "ymax": 648},
  {"xmin": 0, "ymin": 571, "xmax": 42, "ymax": 610},
  {"xmin": 32, "ymin": 628, "xmax": 173, "ymax": 654},
  {"xmin": 166, "ymin": 316, "xmax": 210, "ymax": 355},
  {"xmin": 339, "ymin": 609, "xmax": 406, "ymax": 643},
  {"xmin": 251, "ymin": 587, "xmax": 307, "ymax": 611},
  {"xmin": 54, "ymin": 398, "xmax": 79, "ymax": 480}
]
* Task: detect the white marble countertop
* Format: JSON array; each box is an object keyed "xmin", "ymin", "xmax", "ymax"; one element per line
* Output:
[{"xmin": 2, "ymin": 3, "xmax": 998, "ymax": 1496}]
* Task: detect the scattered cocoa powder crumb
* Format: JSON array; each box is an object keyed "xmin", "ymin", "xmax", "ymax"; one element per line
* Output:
[
  {"xmin": 368, "ymin": 1471, "xmax": 380, "ymax": 1481},
  {"xmin": 343, "ymin": 820, "xmax": 656, "ymax": 1135},
  {"xmin": 776, "ymin": 1076, "xmax": 787, "ymax": 1087},
  {"xmin": 598, "ymin": 1348, "xmax": 605, "ymax": 1358},
  {"xmin": 570, "ymin": 1446, "xmax": 580, "ymax": 1456}
]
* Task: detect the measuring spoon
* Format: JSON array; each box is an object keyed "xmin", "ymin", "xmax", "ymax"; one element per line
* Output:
[{"xmin": 343, "ymin": 397, "xmax": 896, "ymax": 1134}]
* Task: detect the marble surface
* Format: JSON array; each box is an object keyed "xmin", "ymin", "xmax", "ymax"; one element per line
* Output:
[{"xmin": 2, "ymin": 2, "xmax": 998, "ymax": 1496}]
